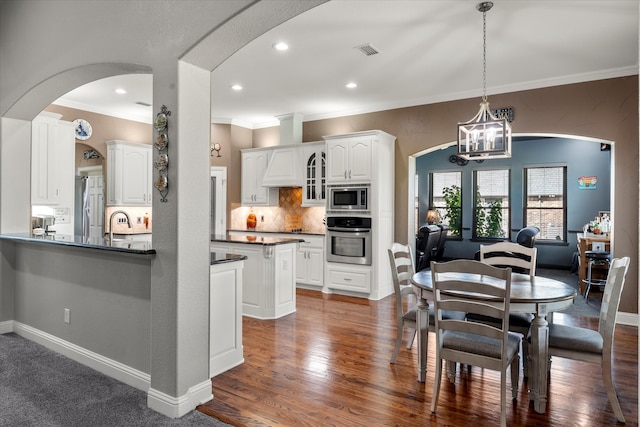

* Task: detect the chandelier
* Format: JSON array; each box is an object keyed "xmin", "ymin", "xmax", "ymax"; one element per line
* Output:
[{"xmin": 457, "ymin": 1, "xmax": 512, "ymax": 160}]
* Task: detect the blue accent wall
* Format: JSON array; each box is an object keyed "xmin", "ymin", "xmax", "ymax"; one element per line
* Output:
[{"xmin": 416, "ymin": 137, "xmax": 611, "ymax": 268}]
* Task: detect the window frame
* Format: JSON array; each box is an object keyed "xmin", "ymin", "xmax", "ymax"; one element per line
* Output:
[
  {"xmin": 428, "ymin": 170, "xmax": 462, "ymax": 239},
  {"xmin": 523, "ymin": 165, "xmax": 567, "ymax": 243},
  {"xmin": 472, "ymin": 168, "xmax": 511, "ymax": 240}
]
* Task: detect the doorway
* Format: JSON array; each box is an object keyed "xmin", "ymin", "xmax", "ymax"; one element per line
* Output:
[{"xmin": 211, "ymin": 166, "xmax": 227, "ymax": 237}]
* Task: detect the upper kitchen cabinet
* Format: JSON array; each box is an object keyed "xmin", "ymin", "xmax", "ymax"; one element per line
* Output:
[
  {"xmin": 301, "ymin": 141, "xmax": 326, "ymax": 206},
  {"xmin": 325, "ymin": 134, "xmax": 373, "ymax": 184},
  {"xmin": 325, "ymin": 130, "xmax": 395, "ymax": 185},
  {"xmin": 31, "ymin": 112, "xmax": 75, "ymax": 206},
  {"xmin": 261, "ymin": 146, "xmax": 303, "ymax": 187},
  {"xmin": 241, "ymin": 149, "xmax": 278, "ymax": 206},
  {"xmin": 106, "ymin": 140, "xmax": 152, "ymax": 206}
]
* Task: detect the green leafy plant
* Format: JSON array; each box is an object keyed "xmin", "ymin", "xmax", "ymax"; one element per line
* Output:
[
  {"xmin": 442, "ymin": 185, "xmax": 462, "ymax": 236},
  {"xmin": 486, "ymin": 199, "xmax": 505, "ymax": 237},
  {"xmin": 475, "ymin": 193, "xmax": 505, "ymax": 238}
]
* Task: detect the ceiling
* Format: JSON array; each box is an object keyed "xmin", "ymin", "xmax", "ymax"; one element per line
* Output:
[{"xmin": 53, "ymin": 0, "xmax": 638, "ymax": 129}]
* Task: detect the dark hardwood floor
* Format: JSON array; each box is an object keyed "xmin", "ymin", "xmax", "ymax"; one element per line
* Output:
[{"xmin": 198, "ymin": 288, "xmax": 638, "ymax": 426}]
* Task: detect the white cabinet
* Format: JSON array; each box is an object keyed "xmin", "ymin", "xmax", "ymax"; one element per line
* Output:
[
  {"xmin": 210, "ymin": 258, "xmax": 244, "ymax": 377},
  {"xmin": 296, "ymin": 235, "xmax": 324, "ymax": 288},
  {"xmin": 31, "ymin": 112, "xmax": 75, "ymax": 206},
  {"xmin": 106, "ymin": 140, "xmax": 152, "ymax": 206},
  {"xmin": 326, "ymin": 263, "xmax": 371, "ymax": 293},
  {"xmin": 241, "ymin": 150, "xmax": 278, "ymax": 206},
  {"xmin": 301, "ymin": 142, "xmax": 326, "ymax": 206},
  {"xmin": 326, "ymin": 136, "xmax": 372, "ymax": 183},
  {"xmin": 261, "ymin": 146, "xmax": 302, "ymax": 187},
  {"xmin": 210, "ymin": 240, "xmax": 297, "ymax": 319}
]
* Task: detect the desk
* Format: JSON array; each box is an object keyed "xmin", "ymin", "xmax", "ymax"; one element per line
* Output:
[
  {"xmin": 577, "ymin": 233, "xmax": 610, "ymax": 294},
  {"xmin": 411, "ymin": 270, "xmax": 576, "ymax": 414}
]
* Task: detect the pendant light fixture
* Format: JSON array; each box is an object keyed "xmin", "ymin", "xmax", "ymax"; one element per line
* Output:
[{"xmin": 457, "ymin": 1, "xmax": 512, "ymax": 160}]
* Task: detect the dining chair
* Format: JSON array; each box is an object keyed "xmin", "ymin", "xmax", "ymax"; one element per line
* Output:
[
  {"xmin": 547, "ymin": 256, "xmax": 630, "ymax": 423},
  {"xmin": 430, "ymin": 259, "xmax": 520, "ymax": 427},
  {"xmin": 476, "ymin": 241, "xmax": 538, "ymax": 377},
  {"xmin": 388, "ymin": 243, "xmax": 417, "ymax": 363},
  {"xmin": 387, "ymin": 243, "xmax": 465, "ymax": 364}
]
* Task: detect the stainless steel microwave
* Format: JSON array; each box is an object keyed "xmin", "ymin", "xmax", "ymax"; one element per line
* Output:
[{"xmin": 328, "ymin": 185, "xmax": 369, "ymax": 211}]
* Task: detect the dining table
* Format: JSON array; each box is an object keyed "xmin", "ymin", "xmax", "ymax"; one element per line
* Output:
[{"xmin": 411, "ymin": 269, "xmax": 577, "ymax": 414}]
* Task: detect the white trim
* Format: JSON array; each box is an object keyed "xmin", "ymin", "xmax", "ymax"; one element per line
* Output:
[
  {"xmin": 617, "ymin": 311, "xmax": 638, "ymax": 327},
  {"xmin": 0, "ymin": 320, "xmax": 13, "ymax": 334},
  {"xmin": 147, "ymin": 380, "xmax": 213, "ymax": 418},
  {"xmin": 10, "ymin": 322, "xmax": 150, "ymax": 392}
]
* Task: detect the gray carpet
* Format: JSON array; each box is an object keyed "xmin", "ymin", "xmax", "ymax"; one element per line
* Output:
[
  {"xmin": 536, "ymin": 268, "xmax": 601, "ymax": 318},
  {"xmin": 0, "ymin": 333, "xmax": 232, "ymax": 427}
]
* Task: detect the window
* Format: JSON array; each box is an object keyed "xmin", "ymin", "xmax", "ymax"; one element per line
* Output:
[
  {"xmin": 429, "ymin": 171, "xmax": 462, "ymax": 236},
  {"xmin": 473, "ymin": 169, "xmax": 510, "ymax": 238},
  {"xmin": 525, "ymin": 166, "xmax": 566, "ymax": 241}
]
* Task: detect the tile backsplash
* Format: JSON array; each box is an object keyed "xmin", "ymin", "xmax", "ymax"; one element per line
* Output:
[
  {"xmin": 231, "ymin": 188, "xmax": 326, "ymax": 233},
  {"xmin": 105, "ymin": 206, "xmax": 152, "ymax": 234}
]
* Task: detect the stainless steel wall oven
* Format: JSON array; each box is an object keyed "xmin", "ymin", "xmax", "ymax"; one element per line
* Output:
[{"xmin": 326, "ymin": 216, "xmax": 372, "ymax": 265}]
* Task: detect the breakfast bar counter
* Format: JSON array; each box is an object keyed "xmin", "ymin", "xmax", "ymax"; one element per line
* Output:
[{"xmin": 0, "ymin": 232, "xmax": 155, "ymax": 255}]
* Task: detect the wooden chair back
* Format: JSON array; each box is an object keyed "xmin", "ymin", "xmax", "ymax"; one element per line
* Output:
[
  {"xmin": 599, "ymin": 256, "xmax": 630, "ymax": 343},
  {"xmin": 480, "ymin": 241, "xmax": 537, "ymax": 279},
  {"xmin": 431, "ymin": 259, "xmax": 513, "ymax": 370}
]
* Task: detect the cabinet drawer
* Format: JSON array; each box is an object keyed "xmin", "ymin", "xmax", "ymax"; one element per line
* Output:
[{"xmin": 327, "ymin": 267, "xmax": 370, "ymax": 293}]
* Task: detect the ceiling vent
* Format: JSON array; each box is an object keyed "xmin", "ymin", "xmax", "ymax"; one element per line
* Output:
[
  {"xmin": 353, "ymin": 43, "xmax": 381, "ymax": 57},
  {"xmin": 135, "ymin": 101, "xmax": 152, "ymax": 107}
]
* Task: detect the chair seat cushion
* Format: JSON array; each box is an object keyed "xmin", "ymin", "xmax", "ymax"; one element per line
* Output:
[
  {"xmin": 548, "ymin": 323, "xmax": 603, "ymax": 354},
  {"xmin": 467, "ymin": 312, "xmax": 533, "ymax": 328},
  {"xmin": 403, "ymin": 306, "xmax": 466, "ymax": 325},
  {"xmin": 442, "ymin": 330, "xmax": 521, "ymax": 359}
]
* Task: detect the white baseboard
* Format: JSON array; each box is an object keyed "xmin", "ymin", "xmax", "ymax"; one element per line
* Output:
[
  {"xmin": 148, "ymin": 380, "xmax": 213, "ymax": 418},
  {"xmin": 0, "ymin": 320, "xmax": 13, "ymax": 334},
  {"xmin": 9, "ymin": 321, "xmax": 150, "ymax": 392},
  {"xmin": 617, "ymin": 311, "xmax": 639, "ymax": 327}
]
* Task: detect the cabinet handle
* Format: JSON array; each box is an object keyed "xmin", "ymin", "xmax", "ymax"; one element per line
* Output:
[
  {"xmin": 344, "ymin": 277, "xmax": 352, "ymax": 281},
  {"xmin": 344, "ymin": 171, "xmax": 347, "ymax": 179},
  {"xmin": 348, "ymin": 170, "xmax": 352, "ymax": 179}
]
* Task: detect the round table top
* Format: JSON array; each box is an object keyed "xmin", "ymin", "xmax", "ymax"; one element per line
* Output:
[{"xmin": 411, "ymin": 270, "xmax": 578, "ymax": 304}]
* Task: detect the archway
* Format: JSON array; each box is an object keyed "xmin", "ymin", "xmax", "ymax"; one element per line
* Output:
[{"xmin": 406, "ymin": 133, "xmax": 614, "ymax": 267}]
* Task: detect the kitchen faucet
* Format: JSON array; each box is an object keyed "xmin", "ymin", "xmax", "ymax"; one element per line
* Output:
[{"xmin": 109, "ymin": 210, "xmax": 132, "ymax": 243}]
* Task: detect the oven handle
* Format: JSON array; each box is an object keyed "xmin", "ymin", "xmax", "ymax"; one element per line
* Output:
[{"xmin": 327, "ymin": 227, "xmax": 371, "ymax": 233}]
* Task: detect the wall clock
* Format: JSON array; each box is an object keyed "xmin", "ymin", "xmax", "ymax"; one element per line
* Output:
[{"xmin": 73, "ymin": 118, "xmax": 93, "ymax": 140}]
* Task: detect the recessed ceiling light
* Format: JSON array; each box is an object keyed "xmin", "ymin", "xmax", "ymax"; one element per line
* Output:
[
  {"xmin": 273, "ymin": 42, "xmax": 289, "ymax": 51},
  {"xmin": 345, "ymin": 82, "xmax": 358, "ymax": 89},
  {"xmin": 231, "ymin": 84, "xmax": 243, "ymax": 91},
  {"xmin": 115, "ymin": 88, "xmax": 127, "ymax": 94}
]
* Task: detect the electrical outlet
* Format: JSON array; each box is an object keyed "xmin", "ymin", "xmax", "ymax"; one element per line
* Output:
[
  {"xmin": 261, "ymin": 215, "xmax": 265, "ymax": 222},
  {"xmin": 118, "ymin": 217, "xmax": 127, "ymax": 224},
  {"xmin": 64, "ymin": 308, "xmax": 70, "ymax": 324}
]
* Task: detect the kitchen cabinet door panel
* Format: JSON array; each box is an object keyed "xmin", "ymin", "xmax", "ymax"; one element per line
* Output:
[{"xmin": 106, "ymin": 140, "xmax": 152, "ymax": 206}]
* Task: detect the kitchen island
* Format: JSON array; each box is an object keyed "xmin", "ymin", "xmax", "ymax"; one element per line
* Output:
[
  {"xmin": 211, "ymin": 234, "xmax": 303, "ymax": 319},
  {"xmin": 209, "ymin": 251, "xmax": 246, "ymax": 377}
]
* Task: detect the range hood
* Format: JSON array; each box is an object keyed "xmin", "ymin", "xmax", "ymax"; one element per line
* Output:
[{"xmin": 262, "ymin": 113, "xmax": 304, "ymax": 187}]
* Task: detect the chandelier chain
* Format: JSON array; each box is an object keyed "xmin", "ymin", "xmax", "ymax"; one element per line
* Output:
[{"xmin": 482, "ymin": 7, "xmax": 487, "ymax": 103}]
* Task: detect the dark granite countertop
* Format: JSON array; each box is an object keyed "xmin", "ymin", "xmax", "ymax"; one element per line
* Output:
[
  {"xmin": 227, "ymin": 229, "xmax": 325, "ymax": 236},
  {"xmin": 211, "ymin": 233, "xmax": 305, "ymax": 245},
  {"xmin": 0, "ymin": 233, "xmax": 155, "ymax": 255},
  {"xmin": 210, "ymin": 252, "xmax": 247, "ymax": 265}
]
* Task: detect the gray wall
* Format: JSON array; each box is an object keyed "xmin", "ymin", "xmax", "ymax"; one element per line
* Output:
[
  {"xmin": 7, "ymin": 241, "xmax": 151, "ymax": 372},
  {"xmin": 416, "ymin": 137, "xmax": 611, "ymax": 267}
]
